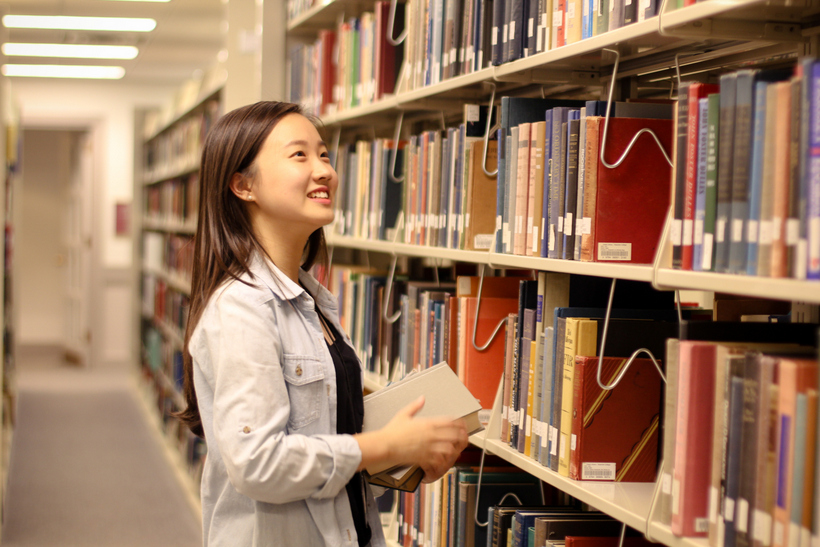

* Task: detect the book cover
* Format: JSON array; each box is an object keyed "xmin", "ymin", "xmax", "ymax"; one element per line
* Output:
[
  {"xmin": 671, "ymin": 341, "xmax": 717, "ymax": 537},
  {"xmin": 465, "ymin": 139, "xmax": 499, "ymax": 250},
  {"xmin": 682, "ymin": 83, "xmax": 719, "ymax": 270},
  {"xmin": 693, "ymin": 98, "xmax": 710, "ymax": 271},
  {"xmin": 502, "ymin": 312, "xmax": 519, "ymax": 444},
  {"xmin": 714, "ymin": 72, "xmax": 737, "ymax": 273},
  {"xmin": 562, "ymin": 118, "xmax": 581, "ymax": 260},
  {"xmin": 569, "ymin": 356, "xmax": 662, "ymax": 482},
  {"xmin": 773, "ymin": 357, "xmax": 818, "ymax": 547},
  {"xmin": 459, "ymin": 296, "xmax": 520, "ymax": 409},
  {"xmin": 658, "ymin": 338, "xmax": 680, "ymax": 525},
  {"xmin": 806, "ymin": 59, "xmax": 820, "ymax": 279},
  {"xmin": 581, "ymin": 116, "xmax": 674, "ymax": 264},
  {"xmin": 770, "ymin": 81, "xmax": 792, "ymax": 278},
  {"xmin": 530, "ymin": 121, "xmax": 548, "ymax": 256},
  {"xmin": 515, "ymin": 123, "xmax": 532, "ymax": 255},
  {"xmin": 558, "ymin": 317, "xmax": 597, "ymax": 477},
  {"xmin": 362, "ymin": 362, "xmax": 484, "ymax": 488},
  {"xmin": 516, "ymin": 308, "xmax": 536, "ymax": 453},
  {"xmin": 728, "ymin": 69, "xmax": 791, "ymax": 275}
]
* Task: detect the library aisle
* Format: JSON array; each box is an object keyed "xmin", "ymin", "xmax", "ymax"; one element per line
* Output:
[{"xmin": 2, "ymin": 346, "xmax": 202, "ymax": 547}]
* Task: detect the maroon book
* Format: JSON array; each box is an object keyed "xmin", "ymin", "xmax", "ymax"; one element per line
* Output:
[
  {"xmin": 569, "ymin": 356, "xmax": 663, "ymax": 482},
  {"xmin": 581, "ymin": 117, "xmax": 674, "ymax": 264}
]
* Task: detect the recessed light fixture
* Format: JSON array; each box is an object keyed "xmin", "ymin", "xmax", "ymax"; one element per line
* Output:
[
  {"xmin": 102, "ymin": 0, "xmax": 170, "ymax": 2},
  {"xmin": 1, "ymin": 64, "xmax": 126, "ymax": 79},
  {"xmin": 2, "ymin": 15, "xmax": 157, "ymax": 32},
  {"xmin": 2, "ymin": 43, "xmax": 139, "ymax": 60}
]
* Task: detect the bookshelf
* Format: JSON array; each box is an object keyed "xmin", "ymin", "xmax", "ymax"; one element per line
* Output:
[
  {"xmin": 286, "ymin": 0, "xmax": 819, "ymax": 544},
  {"xmin": 135, "ymin": 73, "xmax": 223, "ymax": 504},
  {"xmin": 0, "ymin": 81, "xmax": 18, "ymax": 537}
]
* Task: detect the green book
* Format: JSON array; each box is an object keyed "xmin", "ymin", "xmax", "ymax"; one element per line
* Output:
[{"xmin": 702, "ymin": 92, "xmax": 721, "ymax": 271}]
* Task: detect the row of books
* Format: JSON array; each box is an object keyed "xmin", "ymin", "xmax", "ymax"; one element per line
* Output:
[
  {"xmin": 143, "ymin": 98, "xmax": 220, "ymax": 181},
  {"xmin": 143, "ymin": 324, "xmax": 184, "ymax": 391},
  {"xmin": 290, "ymin": 0, "xmax": 665, "ymax": 114},
  {"xmin": 659, "ymin": 339, "xmax": 820, "ymax": 547},
  {"xmin": 144, "ymin": 174, "xmax": 199, "ymax": 229},
  {"xmin": 141, "ymin": 369, "xmax": 206, "ymax": 485},
  {"xmin": 142, "ymin": 232, "xmax": 194, "ymax": 283},
  {"xmin": 288, "ymin": 3, "xmax": 403, "ymax": 117},
  {"xmin": 143, "ymin": 275, "xmax": 189, "ymax": 335},
  {"xmin": 671, "ymin": 59, "xmax": 820, "ymax": 281},
  {"xmin": 491, "ymin": 98, "xmax": 672, "ymax": 262},
  {"xmin": 327, "ymin": 267, "xmax": 544, "ymax": 410},
  {"xmin": 329, "ymin": 98, "xmax": 674, "ymax": 265},
  {"xmin": 387, "ymin": 453, "xmax": 661, "ymax": 547}
]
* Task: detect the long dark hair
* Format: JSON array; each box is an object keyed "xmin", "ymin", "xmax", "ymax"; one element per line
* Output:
[{"xmin": 176, "ymin": 101, "xmax": 328, "ymax": 437}]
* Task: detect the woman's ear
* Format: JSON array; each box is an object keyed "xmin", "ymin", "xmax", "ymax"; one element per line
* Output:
[{"xmin": 229, "ymin": 172, "xmax": 254, "ymax": 202}]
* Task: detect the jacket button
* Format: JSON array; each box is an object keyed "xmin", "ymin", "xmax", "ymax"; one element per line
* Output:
[
  {"xmin": 296, "ymin": 366, "xmax": 303, "ymax": 376},
  {"xmin": 243, "ymin": 426, "xmax": 251, "ymax": 434}
]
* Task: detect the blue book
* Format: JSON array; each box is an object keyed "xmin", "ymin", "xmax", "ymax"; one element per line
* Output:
[
  {"xmin": 541, "ymin": 109, "xmax": 553, "ymax": 257},
  {"xmin": 537, "ymin": 326, "xmax": 554, "ymax": 466},
  {"xmin": 692, "ymin": 97, "xmax": 710, "ymax": 271},
  {"xmin": 499, "ymin": 98, "xmax": 584, "ymax": 254},
  {"xmin": 506, "ymin": 129, "xmax": 517, "ymax": 254},
  {"xmin": 492, "ymin": 0, "xmax": 507, "ymax": 65},
  {"xmin": 807, "ymin": 59, "xmax": 820, "ymax": 279},
  {"xmin": 496, "ymin": 125, "xmax": 506, "ymax": 252},
  {"xmin": 727, "ymin": 68, "xmax": 792, "ymax": 274},
  {"xmin": 746, "ymin": 80, "xmax": 769, "ymax": 275},
  {"xmin": 547, "ymin": 107, "xmax": 580, "ymax": 258},
  {"xmin": 562, "ymin": 117, "xmax": 581, "ymax": 259},
  {"xmin": 714, "ymin": 72, "xmax": 737, "ymax": 273},
  {"xmin": 796, "ymin": 57, "xmax": 815, "ymax": 279},
  {"xmin": 723, "ymin": 375, "xmax": 745, "ymax": 547}
]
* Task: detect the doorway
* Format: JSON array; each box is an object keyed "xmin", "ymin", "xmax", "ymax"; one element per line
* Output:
[{"xmin": 17, "ymin": 128, "xmax": 93, "ymax": 368}]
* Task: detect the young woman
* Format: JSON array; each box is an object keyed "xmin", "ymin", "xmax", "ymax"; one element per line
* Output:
[{"xmin": 177, "ymin": 101, "xmax": 469, "ymax": 547}]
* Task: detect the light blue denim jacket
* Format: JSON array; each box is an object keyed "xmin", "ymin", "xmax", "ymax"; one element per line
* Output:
[{"xmin": 189, "ymin": 252, "xmax": 386, "ymax": 547}]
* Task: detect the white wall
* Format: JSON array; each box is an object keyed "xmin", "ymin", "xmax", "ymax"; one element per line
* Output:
[{"xmin": 12, "ymin": 79, "xmax": 175, "ymax": 367}]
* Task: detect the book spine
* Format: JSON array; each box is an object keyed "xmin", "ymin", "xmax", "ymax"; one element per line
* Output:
[
  {"xmin": 673, "ymin": 81, "xmax": 692, "ymax": 269},
  {"xmin": 693, "ymin": 98, "xmax": 710, "ymax": 272},
  {"xmin": 728, "ymin": 70, "xmax": 756, "ymax": 275},
  {"xmin": 672, "ymin": 342, "xmax": 716, "ymax": 538},
  {"xmin": 562, "ymin": 118, "xmax": 580, "ymax": 259},
  {"xmin": 714, "ymin": 73, "xmax": 737, "ymax": 273},
  {"xmin": 746, "ymin": 81, "xmax": 769, "ymax": 276},
  {"xmin": 807, "ymin": 60, "xmax": 820, "ymax": 279}
]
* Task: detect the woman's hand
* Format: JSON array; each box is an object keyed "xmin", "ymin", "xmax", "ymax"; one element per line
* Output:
[{"xmin": 355, "ymin": 396, "xmax": 470, "ymax": 477}]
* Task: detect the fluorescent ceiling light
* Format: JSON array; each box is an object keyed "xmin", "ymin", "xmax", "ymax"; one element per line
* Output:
[
  {"xmin": 1, "ymin": 64, "xmax": 126, "ymax": 79},
  {"xmin": 102, "ymin": 0, "xmax": 170, "ymax": 2},
  {"xmin": 3, "ymin": 15, "xmax": 157, "ymax": 32},
  {"xmin": 2, "ymin": 43, "xmax": 139, "ymax": 60}
]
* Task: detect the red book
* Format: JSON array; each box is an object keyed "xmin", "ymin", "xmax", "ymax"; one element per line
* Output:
[
  {"xmin": 582, "ymin": 116, "xmax": 674, "ymax": 264},
  {"xmin": 458, "ymin": 296, "xmax": 519, "ymax": 409},
  {"xmin": 318, "ymin": 30, "xmax": 337, "ymax": 116},
  {"xmin": 682, "ymin": 83, "xmax": 720, "ymax": 269},
  {"xmin": 569, "ymin": 356, "xmax": 662, "ymax": 482},
  {"xmin": 671, "ymin": 341, "xmax": 717, "ymax": 538},
  {"xmin": 374, "ymin": 1, "xmax": 400, "ymax": 100}
]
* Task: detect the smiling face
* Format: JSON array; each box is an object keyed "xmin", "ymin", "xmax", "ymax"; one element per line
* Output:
[{"xmin": 234, "ymin": 113, "xmax": 338, "ymax": 248}]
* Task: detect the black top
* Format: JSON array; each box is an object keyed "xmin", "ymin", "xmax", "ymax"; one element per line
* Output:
[{"xmin": 315, "ymin": 307, "xmax": 372, "ymax": 547}]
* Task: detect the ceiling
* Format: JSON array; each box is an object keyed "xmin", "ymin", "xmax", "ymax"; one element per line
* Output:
[{"xmin": 1, "ymin": 0, "xmax": 226, "ymax": 86}]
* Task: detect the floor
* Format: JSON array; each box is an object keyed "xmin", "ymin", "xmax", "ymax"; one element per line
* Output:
[{"xmin": 1, "ymin": 346, "xmax": 202, "ymax": 547}]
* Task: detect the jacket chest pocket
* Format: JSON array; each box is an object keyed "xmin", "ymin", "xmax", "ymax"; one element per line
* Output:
[{"xmin": 281, "ymin": 355, "xmax": 325, "ymax": 430}]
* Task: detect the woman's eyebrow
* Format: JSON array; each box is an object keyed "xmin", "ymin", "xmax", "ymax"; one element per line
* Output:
[{"xmin": 284, "ymin": 139, "xmax": 327, "ymax": 148}]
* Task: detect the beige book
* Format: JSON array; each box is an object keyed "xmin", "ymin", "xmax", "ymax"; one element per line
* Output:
[{"xmin": 362, "ymin": 362, "xmax": 483, "ymax": 490}]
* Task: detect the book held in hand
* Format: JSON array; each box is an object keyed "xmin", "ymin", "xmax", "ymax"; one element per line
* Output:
[{"xmin": 361, "ymin": 362, "xmax": 484, "ymax": 491}]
